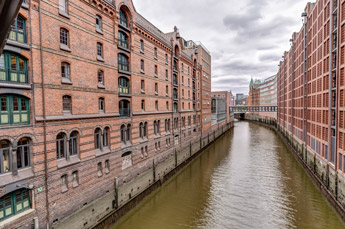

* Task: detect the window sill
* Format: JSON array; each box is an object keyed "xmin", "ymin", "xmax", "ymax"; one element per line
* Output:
[
  {"xmin": 121, "ymin": 142, "xmax": 132, "ymax": 149},
  {"xmin": 0, "ymin": 208, "xmax": 35, "ymax": 228},
  {"xmin": 118, "ymin": 45, "xmax": 131, "ymax": 53},
  {"xmin": 61, "ymin": 186, "xmax": 68, "ymax": 193},
  {"xmin": 155, "ymin": 92, "xmax": 158, "ymax": 96},
  {"xmin": 61, "ymin": 77, "xmax": 72, "ymax": 85},
  {"xmin": 119, "ymin": 24, "xmax": 131, "ymax": 33},
  {"xmin": 96, "ymin": 28, "xmax": 104, "ymax": 35},
  {"xmin": 141, "ymin": 90, "xmax": 145, "ymax": 94},
  {"xmin": 6, "ymin": 40, "xmax": 30, "ymax": 50},
  {"xmin": 95, "ymin": 147, "xmax": 111, "ymax": 157},
  {"xmin": 154, "ymin": 57, "xmax": 158, "ymax": 60},
  {"xmin": 57, "ymin": 155, "xmax": 80, "ymax": 169},
  {"xmin": 97, "ymin": 55, "xmax": 104, "ymax": 62},
  {"xmin": 0, "ymin": 82, "xmax": 31, "ymax": 89},
  {"xmin": 0, "ymin": 167, "xmax": 34, "ymax": 187},
  {"xmin": 140, "ymin": 50, "xmax": 145, "ymax": 54},
  {"xmin": 21, "ymin": 2, "xmax": 29, "ymax": 10},
  {"xmin": 98, "ymin": 83, "xmax": 105, "ymax": 89},
  {"xmin": 59, "ymin": 10, "xmax": 70, "ymax": 19},
  {"xmin": 60, "ymin": 44, "xmax": 71, "ymax": 52},
  {"xmin": 118, "ymin": 69, "xmax": 131, "ymax": 76},
  {"xmin": 140, "ymin": 70, "xmax": 145, "ymax": 74},
  {"xmin": 140, "ymin": 138, "xmax": 149, "ymax": 143}
]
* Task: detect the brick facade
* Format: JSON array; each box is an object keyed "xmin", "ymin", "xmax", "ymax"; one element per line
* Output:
[{"xmin": 0, "ymin": 0, "xmax": 212, "ymax": 228}]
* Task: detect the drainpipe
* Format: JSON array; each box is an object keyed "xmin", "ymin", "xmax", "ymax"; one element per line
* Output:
[{"xmin": 38, "ymin": 0, "xmax": 50, "ymax": 227}]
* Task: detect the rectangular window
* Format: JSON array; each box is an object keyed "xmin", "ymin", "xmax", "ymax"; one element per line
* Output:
[
  {"xmin": 340, "ymin": 155, "xmax": 343, "ymax": 172},
  {"xmin": 60, "ymin": 28, "xmax": 68, "ymax": 46},
  {"xmin": 61, "ymin": 175, "xmax": 68, "ymax": 192},
  {"xmin": 96, "ymin": 15, "xmax": 102, "ymax": 31},
  {"xmin": 99, "ymin": 98, "xmax": 104, "ymax": 112},
  {"xmin": 97, "ymin": 43, "xmax": 103, "ymax": 58},
  {"xmin": 141, "ymin": 80, "xmax": 145, "ymax": 92},
  {"xmin": 72, "ymin": 171, "xmax": 79, "ymax": 187},
  {"xmin": 63, "ymin": 96, "xmax": 71, "ymax": 112},
  {"xmin": 59, "ymin": 0, "xmax": 68, "ymax": 13},
  {"xmin": 61, "ymin": 62, "xmax": 70, "ymax": 79}
]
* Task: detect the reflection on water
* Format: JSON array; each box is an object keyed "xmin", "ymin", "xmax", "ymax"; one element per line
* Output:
[{"xmin": 112, "ymin": 122, "xmax": 345, "ymax": 229}]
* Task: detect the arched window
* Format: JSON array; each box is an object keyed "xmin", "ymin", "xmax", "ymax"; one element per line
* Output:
[
  {"xmin": 119, "ymin": 9, "xmax": 128, "ymax": 28},
  {"xmin": 56, "ymin": 133, "xmax": 66, "ymax": 159},
  {"xmin": 120, "ymin": 125, "xmax": 126, "ymax": 143},
  {"xmin": 141, "ymin": 100, "xmax": 145, "ymax": 111},
  {"xmin": 0, "ymin": 95, "xmax": 30, "ymax": 125},
  {"xmin": 62, "ymin": 95, "xmax": 71, "ymax": 112},
  {"xmin": 139, "ymin": 123, "xmax": 144, "ymax": 138},
  {"xmin": 94, "ymin": 128, "xmax": 101, "ymax": 150},
  {"xmin": 173, "ymin": 74, "xmax": 178, "ymax": 85},
  {"xmin": 103, "ymin": 127, "xmax": 109, "ymax": 147},
  {"xmin": 98, "ymin": 70, "xmax": 104, "ymax": 85},
  {"xmin": 0, "ymin": 52, "xmax": 28, "ymax": 83},
  {"xmin": 118, "ymin": 31, "xmax": 129, "ymax": 49},
  {"xmin": 154, "ymin": 47, "xmax": 157, "ymax": 58},
  {"xmin": 0, "ymin": 140, "xmax": 11, "ymax": 174},
  {"xmin": 144, "ymin": 122, "xmax": 147, "ymax": 138},
  {"xmin": 119, "ymin": 100, "xmax": 130, "ymax": 117},
  {"xmin": 174, "ymin": 46, "xmax": 179, "ymax": 57},
  {"xmin": 0, "ymin": 188, "xmax": 31, "ymax": 221},
  {"xmin": 118, "ymin": 54, "xmax": 129, "ymax": 72},
  {"xmin": 17, "ymin": 137, "xmax": 31, "ymax": 169},
  {"xmin": 69, "ymin": 131, "xmax": 78, "ymax": 156},
  {"xmin": 99, "ymin": 97, "xmax": 105, "ymax": 112},
  {"xmin": 140, "ymin": 40, "xmax": 144, "ymax": 52},
  {"xmin": 173, "ymin": 103, "xmax": 178, "ymax": 113},
  {"xmin": 154, "ymin": 120, "xmax": 160, "ymax": 135},
  {"xmin": 140, "ymin": 59, "xmax": 144, "ymax": 72},
  {"xmin": 118, "ymin": 77, "xmax": 129, "ymax": 94},
  {"xmin": 126, "ymin": 124, "xmax": 131, "ymax": 142},
  {"xmin": 61, "ymin": 62, "xmax": 70, "ymax": 79},
  {"xmin": 9, "ymin": 16, "xmax": 26, "ymax": 43},
  {"xmin": 173, "ymin": 88, "xmax": 178, "ymax": 99}
]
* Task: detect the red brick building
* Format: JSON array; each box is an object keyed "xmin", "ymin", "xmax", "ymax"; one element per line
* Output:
[
  {"xmin": 0, "ymin": 0, "xmax": 214, "ymax": 227},
  {"xmin": 277, "ymin": 0, "xmax": 345, "ymax": 205}
]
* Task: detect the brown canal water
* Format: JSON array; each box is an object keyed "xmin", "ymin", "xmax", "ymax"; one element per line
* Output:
[{"xmin": 111, "ymin": 121, "xmax": 345, "ymax": 229}]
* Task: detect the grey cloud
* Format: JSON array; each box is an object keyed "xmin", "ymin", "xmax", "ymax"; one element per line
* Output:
[{"xmin": 133, "ymin": 0, "xmax": 308, "ymax": 94}]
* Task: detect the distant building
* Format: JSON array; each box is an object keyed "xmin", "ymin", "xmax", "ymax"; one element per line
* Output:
[
  {"xmin": 211, "ymin": 91, "xmax": 234, "ymax": 127},
  {"xmin": 235, "ymin": 93, "xmax": 248, "ymax": 105},
  {"xmin": 247, "ymin": 75, "xmax": 277, "ymax": 119}
]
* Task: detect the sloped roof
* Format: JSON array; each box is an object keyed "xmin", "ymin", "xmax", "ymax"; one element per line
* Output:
[{"xmin": 136, "ymin": 13, "xmax": 172, "ymax": 47}]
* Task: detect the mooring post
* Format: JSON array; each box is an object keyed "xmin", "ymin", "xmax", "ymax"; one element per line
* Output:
[{"xmin": 113, "ymin": 178, "xmax": 118, "ymax": 209}]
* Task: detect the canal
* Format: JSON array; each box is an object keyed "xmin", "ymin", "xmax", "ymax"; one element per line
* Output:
[{"xmin": 112, "ymin": 121, "xmax": 345, "ymax": 229}]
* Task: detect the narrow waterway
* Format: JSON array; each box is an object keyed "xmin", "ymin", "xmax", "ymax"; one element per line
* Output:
[{"xmin": 112, "ymin": 121, "xmax": 345, "ymax": 229}]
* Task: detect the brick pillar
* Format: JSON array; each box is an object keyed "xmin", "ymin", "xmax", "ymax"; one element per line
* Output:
[
  {"xmin": 11, "ymin": 141, "xmax": 18, "ymax": 175},
  {"xmin": 66, "ymin": 138, "xmax": 70, "ymax": 160}
]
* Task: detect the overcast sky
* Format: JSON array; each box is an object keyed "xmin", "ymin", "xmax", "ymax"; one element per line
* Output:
[{"xmin": 132, "ymin": 0, "xmax": 308, "ymax": 95}]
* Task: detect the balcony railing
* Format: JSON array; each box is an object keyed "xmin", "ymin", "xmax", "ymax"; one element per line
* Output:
[
  {"xmin": 119, "ymin": 108, "xmax": 130, "ymax": 117},
  {"xmin": 118, "ymin": 39, "xmax": 129, "ymax": 50},
  {"xmin": 0, "ymin": 68, "xmax": 28, "ymax": 83},
  {"xmin": 118, "ymin": 63, "xmax": 130, "ymax": 72},
  {"xmin": 119, "ymin": 86, "xmax": 130, "ymax": 95}
]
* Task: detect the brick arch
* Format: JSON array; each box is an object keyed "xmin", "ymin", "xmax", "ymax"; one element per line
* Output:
[
  {"xmin": 15, "ymin": 133, "xmax": 38, "ymax": 144},
  {"xmin": 53, "ymin": 129, "xmax": 69, "ymax": 138},
  {"xmin": 0, "ymin": 136, "xmax": 16, "ymax": 145},
  {"xmin": 94, "ymin": 126, "xmax": 103, "ymax": 134},
  {"xmin": 68, "ymin": 128, "xmax": 82, "ymax": 136},
  {"xmin": 118, "ymin": 3, "xmax": 134, "ymax": 25}
]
